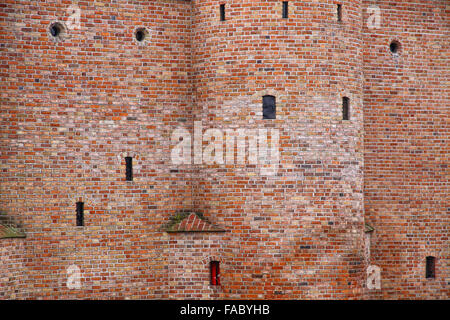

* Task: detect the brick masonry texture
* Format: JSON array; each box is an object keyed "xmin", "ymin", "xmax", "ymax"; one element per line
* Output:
[
  {"xmin": 0, "ymin": 0, "xmax": 448, "ymax": 299},
  {"xmin": 1, "ymin": 0, "xmax": 193, "ymax": 299},
  {"xmin": 363, "ymin": 0, "xmax": 449, "ymax": 299}
]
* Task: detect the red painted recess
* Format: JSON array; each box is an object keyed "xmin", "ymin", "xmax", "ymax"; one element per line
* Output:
[{"xmin": 210, "ymin": 261, "xmax": 220, "ymax": 286}]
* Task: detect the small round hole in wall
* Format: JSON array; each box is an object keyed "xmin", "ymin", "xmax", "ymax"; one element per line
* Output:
[
  {"xmin": 135, "ymin": 28, "xmax": 148, "ymax": 42},
  {"xmin": 49, "ymin": 22, "xmax": 64, "ymax": 38},
  {"xmin": 389, "ymin": 40, "xmax": 400, "ymax": 54}
]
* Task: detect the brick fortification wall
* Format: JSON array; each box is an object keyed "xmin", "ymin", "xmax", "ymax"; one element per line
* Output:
[
  {"xmin": 363, "ymin": 0, "xmax": 449, "ymax": 299},
  {"xmin": 1, "ymin": 0, "xmax": 192, "ymax": 298},
  {"xmin": 0, "ymin": 0, "xmax": 448, "ymax": 299}
]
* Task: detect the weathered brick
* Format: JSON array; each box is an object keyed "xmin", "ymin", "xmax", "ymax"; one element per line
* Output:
[{"xmin": 0, "ymin": 0, "xmax": 448, "ymax": 300}]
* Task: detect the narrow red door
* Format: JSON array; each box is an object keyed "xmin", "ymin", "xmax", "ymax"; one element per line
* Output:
[{"xmin": 210, "ymin": 261, "xmax": 220, "ymax": 285}]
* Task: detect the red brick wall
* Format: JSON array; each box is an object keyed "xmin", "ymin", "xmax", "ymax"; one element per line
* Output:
[
  {"xmin": 0, "ymin": 240, "xmax": 26, "ymax": 299},
  {"xmin": 363, "ymin": 0, "xmax": 449, "ymax": 299},
  {"xmin": 0, "ymin": 0, "xmax": 192, "ymax": 299},
  {"xmin": 167, "ymin": 233, "xmax": 225, "ymax": 299},
  {"xmin": 0, "ymin": 0, "xmax": 448, "ymax": 300}
]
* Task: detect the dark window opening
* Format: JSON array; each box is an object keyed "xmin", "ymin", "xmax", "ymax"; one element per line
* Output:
[
  {"xmin": 136, "ymin": 30, "xmax": 144, "ymax": 42},
  {"xmin": 263, "ymin": 95, "xmax": 276, "ymax": 119},
  {"xmin": 337, "ymin": 4, "xmax": 342, "ymax": 22},
  {"xmin": 220, "ymin": 4, "xmax": 226, "ymax": 21},
  {"xmin": 49, "ymin": 22, "xmax": 63, "ymax": 37},
  {"xmin": 282, "ymin": 2, "xmax": 289, "ymax": 19},
  {"xmin": 210, "ymin": 261, "xmax": 220, "ymax": 286},
  {"xmin": 125, "ymin": 157, "xmax": 133, "ymax": 181},
  {"xmin": 342, "ymin": 96, "xmax": 350, "ymax": 120},
  {"xmin": 135, "ymin": 28, "xmax": 147, "ymax": 42},
  {"xmin": 426, "ymin": 256, "xmax": 436, "ymax": 279},
  {"xmin": 390, "ymin": 41, "xmax": 400, "ymax": 54},
  {"xmin": 76, "ymin": 201, "xmax": 84, "ymax": 226}
]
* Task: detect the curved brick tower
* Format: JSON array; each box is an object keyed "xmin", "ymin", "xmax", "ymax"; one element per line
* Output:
[{"xmin": 188, "ymin": 0, "xmax": 366, "ymax": 299}]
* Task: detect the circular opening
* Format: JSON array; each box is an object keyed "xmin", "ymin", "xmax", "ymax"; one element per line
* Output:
[
  {"xmin": 135, "ymin": 28, "xmax": 147, "ymax": 42},
  {"xmin": 49, "ymin": 22, "xmax": 63, "ymax": 38},
  {"xmin": 390, "ymin": 40, "xmax": 400, "ymax": 54}
]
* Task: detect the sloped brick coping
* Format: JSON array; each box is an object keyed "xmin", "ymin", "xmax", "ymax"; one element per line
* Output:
[
  {"xmin": 0, "ymin": 223, "xmax": 26, "ymax": 239},
  {"xmin": 163, "ymin": 211, "xmax": 226, "ymax": 233}
]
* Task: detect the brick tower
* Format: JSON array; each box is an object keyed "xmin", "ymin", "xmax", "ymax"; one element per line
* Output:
[{"xmin": 187, "ymin": 0, "xmax": 366, "ymax": 299}]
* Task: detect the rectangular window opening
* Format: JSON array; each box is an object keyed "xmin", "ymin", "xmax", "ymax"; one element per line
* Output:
[
  {"xmin": 282, "ymin": 2, "xmax": 289, "ymax": 19},
  {"xmin": 125, "ymin": 156, "xmax": 133, "ymax": 181},
  {"xmin": 426, "ymin": 256, "xmax": 436, "ymax": 279},
  {"xmin": 342, "ymin": 97, "xmax": 350, "ymax": 120},
  {"xmin": 220, "ymin": 4, "xmax": 226, "ymax": 21},
  {"xmin": 210, "ymin": 261, "xmax": 220, "ymax": 286},
  {"xmin": 76, "ymin": 201, "xmax": 84, "ymax": 226},
  {"xmin": 263, "ymin": 95, "xmax": 276, "ymax": 119},
  {"xmin": 337, "ymin": 4, "xmax": 342, "ymax": 22}
]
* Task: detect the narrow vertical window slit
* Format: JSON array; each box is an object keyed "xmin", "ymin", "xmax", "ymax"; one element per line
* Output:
[
  {"xmin": 220, "ymin": 4, "xmax": 226, "ymax": 21},
  {"xmin": 76, "ymin": 201, "xmax": 84, "ymax": 226},
  {"xmin": 342, "ymin": 97, "xmax": 350, "ymax": 120},
  {"xmin": 125, "ymin": 156, "xmax": 133, "ymax": 181},
  {"xmin": 426, "ymin": 256, "xmax": 436, "ymax": 279},
  {"xmin": 282, "ymin": 2, "xmax": 289, "ymax": 19},
  {"xmin": 337, "ymin": 4, "xmax": 342, "ymax": 22}
]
